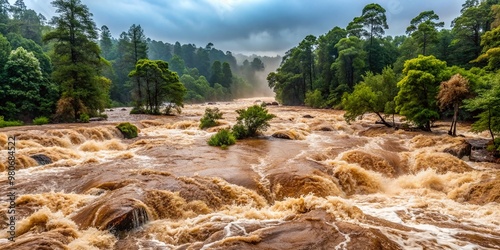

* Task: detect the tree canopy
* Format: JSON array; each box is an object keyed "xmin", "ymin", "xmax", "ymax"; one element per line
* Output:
[{"xmin": 44, "ymin": 0, "xmax": 109, "ymax": 121}]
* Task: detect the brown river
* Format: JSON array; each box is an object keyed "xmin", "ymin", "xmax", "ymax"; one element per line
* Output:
[{"xmin": 0, "ymin": 97, "xmax": 499, "ymax": 249}]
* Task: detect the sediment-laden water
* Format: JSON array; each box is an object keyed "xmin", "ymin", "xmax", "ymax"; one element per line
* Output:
[{"xmin": 0, "ymin": 98, "xmax": 499, "ymax": 249}]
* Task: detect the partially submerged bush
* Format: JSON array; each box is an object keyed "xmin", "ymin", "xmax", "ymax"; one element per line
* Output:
[
  {"xmin": 33, "ymin": 116, "xmax": 49, "ymax": 125},
  {"xmin": 231, "ymin": 124, "xmax": 248, "ymax": 139},
  {"xmin": 164, "ymin": 104, "xmax": 182, "ymax": 116},
  {"xmin": 79, "ymin": 113, "xmax": 90, "ymax": 123},
  {"xmin": 208, "ymin": 129, "xmax": 236, "ymax": 148},
  {"xmin": 0, "ymin": 116, "xmax": 23, "ymax": 128},
  {"xmin": 200, "ymin": 107, "xmax": 223, "ymax": 129},
  {"xmin": 305, "ymin": 89, "xmax": 325, "ymax": 108},
  {"xmin": 116, "ymin": 122, "xmax": 138, "ymax": 139},
  {"xmin": 232, "ymin": 105, "xmax": 276, "ymax": 139}
]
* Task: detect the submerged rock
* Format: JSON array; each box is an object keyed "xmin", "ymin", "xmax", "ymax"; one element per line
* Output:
[
  {"xmin": 460, "ymin": 173, "xmax": 500, "ymax": 205},
  {"xmin": 272, "ymin": 130, "xmax": 306, "ymax": 140},
  {"xmin": 206, "ymin": 210, "xmax": 403, "ymax": 250},
  {"xmin": 443, "ymin": 140, "xmax": 471, "ymax": 159},
  {"xmin": 71, "ymin": 187, "xmax": 150, "ymax": 233},
  {"xmin": 30, "ymin": 154, "xmax": 52, "ymax": 165}
]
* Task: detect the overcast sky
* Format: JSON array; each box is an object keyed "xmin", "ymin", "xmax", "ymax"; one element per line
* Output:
[{"xmin": 24, "ymin": 0, "xmax": 464, "ymax": 56}]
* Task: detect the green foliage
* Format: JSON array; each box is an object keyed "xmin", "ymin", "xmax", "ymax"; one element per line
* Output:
[
  {"xmin": 207, "ymin": 129, "xmax": 236, "ymax": 148},
  {"xmin": 116, "ymin": 122, "xmax": 139, "ymax": 139},
  {"xmin": 231, "ymin": 124, "xmax": 248, "ymax": 139},
  {"xmin": 0, "ymin": 116, "xmax": 23, "ymax": 128},
  {"xmin": 0, "ymin": 47, "xmax": 57, "ymax": 121},
  {"xmin": 348, "ymin": 3, "xmax": 389, "ymax": 72},
  {"xmin": 79, "ymin": 113, "xmax": 90, "ymax": 123},
  {"xmin": 0, "ymin": 34, "xmax": 11, "ymax": 70},
  {"xmin": 33, "ymin": 116, "xmax": 49, "ymax": 125},
  {"xmin": 45, "ymin": 0, "xmax": 109, "ymax": 122},
  {"xmin": 316, "ymin": 27, "xmax": 347, "ymax": 99},
  {"xmin": 200, "ymin": 107, "xmax": 223, "ymax": 129},
  {"xmin": 395, "ymin": 55, "xmax": 447, "ymax": 131},
  {"xmin": 232, "ymin": 105, "xmax": 276, "ymax": 138},
  {"xmin": 406, "ymin": 11, "xmax": 444, "ymax": 56},
  {"xmin": 450, "ymin": 0, "xmax": 492, "ymax": 67},
  {"xmin": 267, "ymin": 35, "xmax": 318, "ymax": 105},
  {"xmin": 464, "ymin": 75, "xmax": 500, "ymax": 146},
  {"xmin": 129, "ymin": 59, "xmax": 186, "ymax": 114},
  {"xmin": 341, "ymin": 67, "xmax": 398, "ymax": 127},
  {"xmin": 332, "ymin": 36, "xmax": 366, "ymax": 90},
  {"xmin": 304, "ymin": 89, "xmax": 325, "ymax": 108}
]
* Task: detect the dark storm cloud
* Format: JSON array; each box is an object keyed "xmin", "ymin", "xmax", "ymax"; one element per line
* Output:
[{"xmin": 24, "ymin": 0, "xmax": 464, "ymax": 55}]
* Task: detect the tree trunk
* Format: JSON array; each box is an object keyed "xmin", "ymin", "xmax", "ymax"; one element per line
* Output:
[
  {"xmin": 375, "ymin": 112, "xmax": 393, "ymax": 128},
  {"xmin": 425, "ymin": 120, "xmax": 432, "ymax": 132},
  {"xmin": 488, "ymin": 108, "xmax": 495, "ymax": 146},
  {"xmin": 451, "ymin": 102, "xmax": 459, "ymax": 136}
]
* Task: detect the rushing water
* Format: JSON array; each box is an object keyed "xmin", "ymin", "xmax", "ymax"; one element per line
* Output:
[{"xmin": 0, "ymin": 98, "xmax": 499, "ymax": 249}]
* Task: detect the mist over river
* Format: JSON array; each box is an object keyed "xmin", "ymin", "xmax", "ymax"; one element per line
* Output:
[{"xmin": 0, "ymin": 97, "xmax": 499, "ymax": 249}]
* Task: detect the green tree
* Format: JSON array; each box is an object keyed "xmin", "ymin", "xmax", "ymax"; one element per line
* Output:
[
  {"xmin": 221, "ymin": 61, "xmax": 233, "ymax": 89},
  {"xmin": 393, "ymin": 36, "xmax": 419, "ymax": 73},
  {"xmin": 342, "ymin": 67, "xmax": 398, "ymax": 127},
  {"xmin": 451, "ymin": 0, "xmax": 492, "ymax": 66},
  {"xmin": 0, "ymin": 0, "xmax": 9, "ymax": 34},
  {"xmin": 11, "ymin": 0, "xmax": 26, "ymax": 20},
  {"xmin": 195, "ymin": 45, "xmax": 210, "ymax": 78},
  {"xmin": 128, "ymin": 24, "xmax": 148, "ymax": 64},
  {"xmin": 128, "ymin": 24, "xmax": 148, "ymax": 105},
  {"xmin": 0, "ymin": 33, "xmax": 10, "ymax": 71},
  {"xmin": 316, "ymin": 27, "xmax": 346, "ymax": 98},
  {"xmin": 406, "ymin": 11, "xmax": 444, "ymax": 56},
  {"xmin": 267, "ymin": 49, "xmax": 303, "ymax": 105},
  {"xmin": 44, "ymin": 0, "xmax": 110, "ymax": 121},
  {"xmin": 210, "ymin": 60, "xmax": 223, "ymax": 86},
  {"xmin": 298, "ymin": 35, "xmax": 317, "ymax": 93},
  {"xmin": 464, "ymin": 75, "xmax": 500, "ymax": 151},
  {"xmin": 7, "ymin": 32, "xmax": 52, "ymax": 77},
  {"xmin": 473, "ymin": 26, "xmax": 500, "ymax": 70},
  {"xmin": 232, "ymin": 105, "xmax": 276, "ymax": 139},
  {"xmin": 100, "ymin": 25, "xmax": 114, "ymax": 60},
  {"xmin": 359, "ymin": 3, "xmax": 389, "ymax": 72},
  {"xmin": 129, "ymin": 59, "xmax": 186, "ymax": 114},
  {"xmin": 199, "ymin": 107, "xmax": 223, "ymax": 129},
  {"xmin": 346, "ymin": 17, "xmax": 364, "ymax": 37},
  {"xmin": 304, "ymin": 89, "xmax": 325, "ymax": 108},
  {"xmin": 0, "ymin": 47, "xmax": 57, "ymax": 121},
  {"xmin": 111, "ymin": 32, "xmax": 133, "ymax": 104},
  {"xmin": 395, "ymin": 55, "xmax": 447, "ymax": 131},
  {"xmin": 437, "ymin": 74, "xmax": 470, "ymax": 136},
  {"xmin": 332, "ymin": 36, "xmax": 366, "ymax": 91}
]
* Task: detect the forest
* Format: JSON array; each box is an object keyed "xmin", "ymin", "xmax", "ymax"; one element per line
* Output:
[
  {"xmin": 0, "ymin": 0, "xmax": 499, "ymax": 152},
  {"xmin": 269, "ymin": 1, "xmax": 500, "ymax": 152},
  {"xmin": 0, "ymin": 0, "xmax": 280, "ymax": 122}
]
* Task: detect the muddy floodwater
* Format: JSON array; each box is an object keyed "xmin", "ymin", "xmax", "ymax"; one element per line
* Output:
[{"xmin": 0, "ymin": 97, "xmax": 499, "ymax": 249}]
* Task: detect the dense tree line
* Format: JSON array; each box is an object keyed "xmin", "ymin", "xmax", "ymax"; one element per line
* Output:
[
  {"xmin": 0, "ymin": 0, "xmax": 277, "ymax": 123},
  {"xmin": 269, "ymin": 0, "xmax": 500, "ymax": 150}
]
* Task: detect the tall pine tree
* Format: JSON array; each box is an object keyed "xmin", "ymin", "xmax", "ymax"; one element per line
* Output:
[{"xmin": 44, "ymin": 0, "xmax": 110, "ymax": 121}]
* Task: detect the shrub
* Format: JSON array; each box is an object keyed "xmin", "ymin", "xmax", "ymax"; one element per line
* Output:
[
  {"xmin": 200, "ymin": 108, "xmax": 223, "ymax": 129},
  {"xmin": 232, "ymin": 105, "xmax": 276, "ymax": 138},
  {"xmin": 116, "ymin": 122, "xmax": 139, "ymax": 139},
  {"xmin": 304, "ymin": 89, "xmax": 325, "ymax": 108},
  {"xmin": 231, "ymin": 124, "xmax": 248, "ymax": 139},
  {"xmin": 164, "ymin": 104, "xmax": 182, "ymax": 116},
  {"xmin": 130, "ymin": 107, "xmax": 146, "ymax": 114},
  {"xmin": 79, "ymin": 113, "xmax": 90, "ymax": 123},
  {"xmin": 0, "ymin": 116, "xmax": 23, "ymax": 128},
  {"xmin": 207, "ymin": 129, "xmax": 236, "ymax": 148},
  {"xmin": 33, "ymin": 116, "xmax": 49, "ymax": 125}
]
